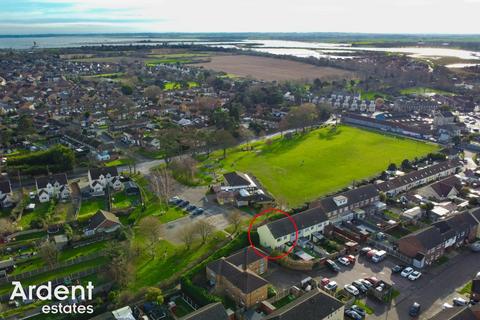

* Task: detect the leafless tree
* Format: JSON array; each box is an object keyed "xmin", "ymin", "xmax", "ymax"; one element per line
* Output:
[
  {"xmin": 38, "ymin": 241, "xmax": 59, "ymax": 268},
  {"xmin": 138, "ymin": 216, "xmax": 163, "ymax": 259},
  {"xmin": 171, "ymin": 156, "xmax": 198, "ymax": 182},
  {"xmin": 180, "ymin": 224, "xmax": 196, "ymax": 250},
  {"xmin": 150, "ymin": 167, "xmax": 175, "ymax": 203},
  {"xmin": 0, "ymin": 218, "xmax": 14, "ymax": 236},
  {"xmin": 227, "ymin": 211, "xmax": 243, "ymax": 235},
  {"xmin": 194, "ymin": 220, "xmax": 215, "ymax": 244}
]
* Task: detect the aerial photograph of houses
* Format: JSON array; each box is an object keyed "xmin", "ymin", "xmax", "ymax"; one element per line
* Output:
[{"xmin": 1, "ymin": 1, "xmax": 480, "ymax": 320}]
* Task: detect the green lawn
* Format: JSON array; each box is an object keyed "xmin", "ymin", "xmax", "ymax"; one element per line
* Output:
[
  {"xmin": 459, "ymin": 281, "xmax": 472, "ymax": 295},
  {"xmin": 354, "ymin": 299, "xmax": 375, "ymax": 314},
  {"xmin": 400, "ymin": 87, "xmax": 455, "ymax": 96},
  {"xmin": 130, "ymin": 231, "xmax": 227, "ymax": 290},
  {"xmin": 203, "ymin": 125, "xmax": 439, "ymax": 207},
  {"xmin": 17, "ymin": 202, "xmax": 51, "ymax": 229},
  {"xmin": 112, "ymin": 191, "xmax": 140, "ymax": 209},
  {"xmin": 78, "ymin": 197, "xmax": 107, "ymax": 220},
  {"xmin": 105, "ymin": 158, "xmax": 133, "ymax": 167}
]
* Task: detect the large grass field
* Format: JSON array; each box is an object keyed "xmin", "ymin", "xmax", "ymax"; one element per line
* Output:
[{"xmin": 206, "ymin": 125, "xmax": 439, "ymax": 206}]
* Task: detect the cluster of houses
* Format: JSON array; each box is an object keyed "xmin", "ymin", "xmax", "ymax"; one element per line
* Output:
[
  {"xmin": 0, "ymin": 166, "xmax": 124, "ymax": 207},
  {"xmin": 255, "ymin": 158, "xmax": 480, "ymax": 269},
  {"xmin": 315, "ymin": 93, "xmax": 377, "ymax": 113}
]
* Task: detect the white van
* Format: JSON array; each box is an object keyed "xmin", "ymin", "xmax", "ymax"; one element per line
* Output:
[{"xmin": 372, "ymin": 250, "xmax": 387, "ymax": 263}]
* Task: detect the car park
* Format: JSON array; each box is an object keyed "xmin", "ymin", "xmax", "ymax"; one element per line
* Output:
[
  {"xmin": 325, "ymin": 281, "xmax": 338, "ymax": 291},
  {"xmin": 409, "ymin": 302, "xmax": 421, "ymax": 317},
  {"xmin": 344, "ymin": 284, "xmax": 360, "ymax": 296},
  {"xmin": 338, "ymin": 257, "xmax": 351, "ymax": 266},
  {"xmin": 345, "ymin": 309, "xmax": 362, "ymax": 320},
  {"xmin": 401, "ymin": 267, "xmax": 414, "ymax": 277},
  {"xmin": 391, "ymin": 265, "xmax": 404, "ymax": 273},
  {"xmin": 350, "ymin": 305, "xmax": 366, "ymax": 318},
  {"xmin": 408, "ymin": 271, "xmax": 422, "ymax": 281}
]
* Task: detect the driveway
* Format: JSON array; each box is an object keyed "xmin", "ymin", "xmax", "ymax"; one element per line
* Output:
[
  {"xmin": 161, "ymin": 186, "xmax": 250, "ymax": 244},
  {"xmin": 263, "ymin": 250, "xmax": 480, "ymax": 319}
]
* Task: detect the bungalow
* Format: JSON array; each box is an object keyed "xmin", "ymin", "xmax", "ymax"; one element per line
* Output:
[
  {"xmin": 263, "ymin": 288, "xmax": 344, "ymax": 320},
  {"xmin": 88, "ymin": 167, "xmax": 122, "ymax": 195},
  {"xmin": 35, "ymin": 173, "xmax": 70, "ymax": 203},
  {"xmin": 206, "ymin": 247, "xmax": 269, "ymax": 308},
  {"xmin": 85, "ymin": 210, "xmax": 122, "ymax": 236},
  {"xmin": 398, "ymin": 210, "xmax": 480, "ymax": 268},
  {"xmin": 418, "ymin": 175, "xmax": 463, "ymax": 201},
  {"xmin": 376, "ymin": 160, "xmax": 462, "ymax": 196},
  {"xmin": 215, "ymin": 172, "xmax": 273, "ymax": 207},
  {"xmin": 0, "ymin": 179, "xmax": 14, "ymax": 208}
]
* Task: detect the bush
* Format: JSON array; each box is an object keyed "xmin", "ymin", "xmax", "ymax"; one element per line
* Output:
[{"xmin": 8, "ymin": 145, "xmax": 75, "ymax": 176}]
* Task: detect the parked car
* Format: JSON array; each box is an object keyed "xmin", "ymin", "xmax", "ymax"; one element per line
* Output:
[
  {"xmin": 391, "ymin": 265, "xmax": 405, "ymax": 273},
  {"xmin": 408, "ymin": 271, "xmax": 422, "ymax": 281},
  {"xmin": 360, "ymin": 247, "xmax": 372, "ymax": 255},
  {"xmin": 325, "ymin": 281, "xmax": 338, "ymax": 291},
  {"xmin": 346, "ymin": 255, "xmax": 356, "ymax": 263},
  {"xmin": 338, "ymin": 257, "xmax": 351, "ymax": 266},
  {"xmin": 367, "ymin": 249, "xmax": 379, "ymax": 258},
  {"xmin": 401, "ymin": 267, "xmax": 414, "ymax": 277},
  {"xmin": 442, "ymin": 303, "xmax": 453, "ymax": 310},
  {"xmin": 352, "ymin": 280, "xmax": 368, "ymax": 293},
  {"xmin": 409, "ymin": 302, "xmax": 421, "ymax": 317},
  {"xmin": 321, "ymin": 277, "xmax": 330, "ymax": 286},
  {"xmin": 365, "ymin": 277, "xmax": 379, "ymax": 285},
  {"xmin": 345, "ymin": 309, "xmax": 362, "ymax": 320},
  {"xmin": 177, "ymin": 200, "xmax": 190, "ymax": 208},
  {"xmin": 185, "ymin": 205, "xmax": 197, "ymax": 212},
  {"xmin": 344, "ymin": 284, "xmax": 360, "ymax": 296},
  {"xmin": 192, "ymin": 208, "xmax": 205, "ymax": 215},
  {"xmin": 453, "ymin": 297, "xmax": 468, "ymax": 306},
  {"xmin": 372, "ymin": 250, "xmax": 387, "ymax": 263},
  {"xmin": 350, "ymin": 305, "xmax": 366, "ymax": 318},
  {"xmin": 359, "ymin": 279, "xmax": 372, "ymax": 289},
  {"xmin": 168, "ymin": 196, "xmax": 181, "ymax": 205},
  {"xmin": 326, "ymin": 259, "xmax": 340, "ymax": 272},
  {"xmin": 470, "ymin": 241, "xmax": 480, "ymax": 252}
]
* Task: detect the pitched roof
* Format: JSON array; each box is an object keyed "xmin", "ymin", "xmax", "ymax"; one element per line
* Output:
[
  {"xmin": 223, "ymin": 172, "xmax": 252, "ymax": 187},
  {"xmin": 429, "ymin": 305, "xmax": 479, "ymax": 320},
  {"xmin": 377, "ymin": 160, "xmax": 462, "ymax": 193},
  {"xmin": 87, "ymin": 210, "xmax": 121, "ymax": 231},
  {"xmin": 206, "ymin": 258, "xmax": 269, "ymax": 294},
  {"xmin": 264, "ymin": 206, "xmax": 329, "ymax": 239},
  {"xmin": 311, "ymin": 184, "xmax": 379, "ymax": 213},
  {"xmin": 401, "ymin": 211, "xmax": 480, "ymax": 252},
  {"xmin": 263, "ymin": 288, "xmax": 344, "ymax": 320},
  {"xmin": 179, "ymin": 302, "xmax": 228, "ymax": 320},
  {"xmin": 226, "ymin": 247, "xmax": 267, "ymax": 268},
  {"xmin": 35, "ymin": 173, "xmax": 68, "ymax": 189},
  {"xmin": 89, "ymin": 167, "xmax": 119, "ymax": 180},
  {"xmin": 429, "ymin": 176, "xmax": 462, "ymax": 198}
]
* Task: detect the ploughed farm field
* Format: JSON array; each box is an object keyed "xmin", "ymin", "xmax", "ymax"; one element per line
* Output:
[{"xmin": 211, "ymin": 125, "xmax": 439, "ymax": 207}]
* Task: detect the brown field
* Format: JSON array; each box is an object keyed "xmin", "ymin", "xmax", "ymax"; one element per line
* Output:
[{"xmin": 192, "ymin": 54, "xmax": 357, "ymax": 81}]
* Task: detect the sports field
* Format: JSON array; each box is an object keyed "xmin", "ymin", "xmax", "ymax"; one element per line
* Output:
[{"xmin": 212, "ymin": 125, "xmax": 439, "ymax": 206}]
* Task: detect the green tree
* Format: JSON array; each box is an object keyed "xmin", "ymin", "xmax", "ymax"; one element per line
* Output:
[{"xmin": 144, "ymin": 287, "xmax": 164, "ymax": 305}]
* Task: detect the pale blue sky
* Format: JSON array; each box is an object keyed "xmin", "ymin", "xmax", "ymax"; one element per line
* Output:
[{"xmin": 1, "ymin": 0, "xmax": 480, "ymax": 35}]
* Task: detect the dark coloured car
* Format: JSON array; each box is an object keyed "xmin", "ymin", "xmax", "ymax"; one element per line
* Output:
[
  {"xmin": 391, "ymin": 265, "xmax": 405, "ymax": 273},
  {"xmin": 168, "ymin": 196, "xmax": 181, "ymax": 205},
  {"xmin": 409, "ymin": 302, "xmax": 421, "ymax": 317},
  {"xmin": 350, "ymin": 305, "xmax": 366, "ymax": 318},
  {"xmin": 351, "ymin": 281, "xmax": 368, "ymax": 293},
  {"xmin": 185, "ymin": 205, "xmax": 197, "ymax": 212},
  {"xmin": 326, "ymin": 259, "xmax": 340, "ymax": 272},
  {"xmin": 345, "ymin": 309, "xmax": 362, "ymax": 320},
  {"xmin": 192, "ymin": 208, "xmax": 205, "ymax": 215},
  {"xmin": 177, "ymin": 200, "xmax": 190, "ymax": 208}
]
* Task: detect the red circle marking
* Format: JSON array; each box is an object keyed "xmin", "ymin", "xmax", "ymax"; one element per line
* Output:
[{"xmin": 247, "ymin": 207, "xmax": 298, "ymax": 261}]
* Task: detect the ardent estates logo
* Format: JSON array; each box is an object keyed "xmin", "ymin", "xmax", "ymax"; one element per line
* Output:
[{"xmin": 10, "ymin": 281, "xmax": 95, "ymax": 314}]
